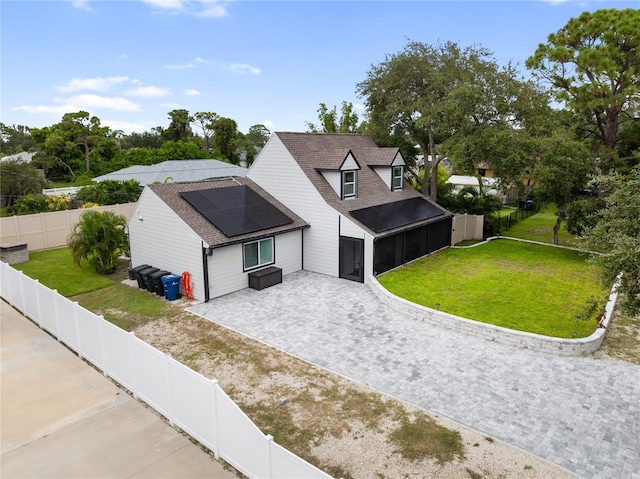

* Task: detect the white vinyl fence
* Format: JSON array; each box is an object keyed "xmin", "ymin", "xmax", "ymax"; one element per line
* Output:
[
  {"xmin": 451, "ymin": 214, "xmax": 484, "ymax": 245},
  {"xmin": 0, "ymin": 262, "xmax": 331, "ymax": 479},
  {"xmin": 0, "ymin": 203, "xmax": 137, "ymax": 252}
]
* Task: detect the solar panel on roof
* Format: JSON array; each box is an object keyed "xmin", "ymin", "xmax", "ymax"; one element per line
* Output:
[
  {"xmin": 350, "ymin": 197, "xmax": 443, "ymax": 233},
  {"xmin": 180, "ymin": 185, "xmax": 293, "ymax": 237}
]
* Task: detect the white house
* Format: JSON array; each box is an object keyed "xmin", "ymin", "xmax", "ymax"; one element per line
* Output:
[
  {"xmin": 247, "ymin": 132, "xmax": 453, "ymax": 283},
  {"xmin": 127, "ymin": 133, "xmax": 452, "ymax": 302},
  {"xmin": 127, "ymin": 177, "xmax": 308, "ymax": 302}
]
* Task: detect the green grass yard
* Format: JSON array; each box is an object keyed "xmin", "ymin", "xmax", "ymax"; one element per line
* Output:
[
  {"xmin": 500, "ymin": 203, "xmax": 576, "ymax": 246},
  {"xmin": 378, "ymin": 239, "xmax": 608, "ymax": 338}
]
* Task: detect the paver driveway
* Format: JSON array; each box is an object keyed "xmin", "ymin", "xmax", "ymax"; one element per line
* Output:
[{"xmin": 189, "ymin": 270, "xmax": 640, "ymax": 479}]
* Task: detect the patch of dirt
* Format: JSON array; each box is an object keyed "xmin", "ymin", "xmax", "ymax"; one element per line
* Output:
[
  {"xmin": 133, "ymin": 310, "xmax": 575, "ymax": 479},
  {"xmin": 592, "ymin": 301, "xmax": 640, "ymax": 365}
]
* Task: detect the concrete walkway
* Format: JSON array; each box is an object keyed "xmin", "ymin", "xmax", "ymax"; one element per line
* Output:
[
  {"xmin": 189, "ymin": 270, "xmax": 640, "ymax": 479},
  {"xmin": 0, "ymin": 300, "xmax": 236, "ymax": 479}
]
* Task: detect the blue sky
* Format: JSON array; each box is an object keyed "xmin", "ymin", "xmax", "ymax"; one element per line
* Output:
[{"xmin": 2, "ymin": 0, "xmax": 637, "ymax": 136}]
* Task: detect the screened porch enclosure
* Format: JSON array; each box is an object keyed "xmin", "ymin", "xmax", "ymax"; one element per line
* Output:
[{"xmin": 373, "ymin": 217, "xmax": 452, "ymax": 275}]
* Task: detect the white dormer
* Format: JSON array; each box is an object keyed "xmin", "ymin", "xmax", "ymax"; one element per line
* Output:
[
  {"xmin": 319, "ymin": 150, "xmax": 361, "ymax": 199},
  {"xmin": 372, "ymin": 150, "xmax": 406, "ymax": 190}
]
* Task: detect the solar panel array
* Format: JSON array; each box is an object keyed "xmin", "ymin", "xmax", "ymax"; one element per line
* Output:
[
  {"xmin": 350, "ymin": 197, "xmax": 443, "ymax": 233},
  {"xmin": 180, "ymin": 185, "xmax": 293, "ymax": 237}
]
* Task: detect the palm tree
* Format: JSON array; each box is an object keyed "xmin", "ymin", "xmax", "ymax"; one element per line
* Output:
[{"xmin": 68, "ymin": 210, "xmax": 127, "ymax": 274}]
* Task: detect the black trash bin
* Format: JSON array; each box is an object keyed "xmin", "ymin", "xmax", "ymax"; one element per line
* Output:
[
  {"xmin": 136, "ymin": 266, "xmax": 157, "ymax": 289},
  {"xmin": 128, "ymin": 264, "xmax": 149, "ymax": 281},
  {"xmin": 142, "ymin": 267, "xmax": 160, "ymax": 292},
  {"xmin": 150, "ymin": 270, "xmax": 171, "ymax": 296}
]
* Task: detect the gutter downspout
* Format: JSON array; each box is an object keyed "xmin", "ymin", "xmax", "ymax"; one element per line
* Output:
[{"xmin": 202, "ymin": 243, "xmax": 210, "ymax": 303}]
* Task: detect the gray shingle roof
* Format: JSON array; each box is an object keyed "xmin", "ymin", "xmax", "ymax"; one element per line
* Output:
[
  {"xmin": 94, "ymin": 159, "xmax": 247, "ymax": 185},
  {"xmin": 147, "ymin": 177, "xmax": 308, "ymax": 248},
  {"xmin": 274, "ymin": 132, "xmax": 451, "ymax": 236}
]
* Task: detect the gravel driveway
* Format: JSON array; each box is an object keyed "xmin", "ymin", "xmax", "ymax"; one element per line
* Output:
[{"xmin": 189, "ymin": 270, "xmax": 640, "ymax": 479}]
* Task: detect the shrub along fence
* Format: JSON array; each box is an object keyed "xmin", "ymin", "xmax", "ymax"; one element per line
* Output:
[
  {"xmin": 0, "ymin": 262, "xmax": 331, "ymax": 479},
  {"xmin": 0, "ymin": 203, "xmax": 136, "ymax": 252}
]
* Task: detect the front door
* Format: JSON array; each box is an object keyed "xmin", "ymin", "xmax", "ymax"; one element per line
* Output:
[{"xmin": 339, "ymin": 236, "xmax": 364, "ymax": 283}]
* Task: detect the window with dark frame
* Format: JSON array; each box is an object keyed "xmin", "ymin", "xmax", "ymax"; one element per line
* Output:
[
  {"xmin": 243, "ymin": 237, "xmax": 274, "ymax": 271},
  {"xmin": 392, "ymin": 166, "xmax": 403, "ymax": 190},
  {"xmin": 342, "ymin": 170, "xmax": 357, "ymax": 199}
]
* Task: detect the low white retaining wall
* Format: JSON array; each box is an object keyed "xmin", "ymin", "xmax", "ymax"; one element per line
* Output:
[
  {"xmin": 368, "ymin": 274, "xmax": 618, "ymax": 356},
  {"xmin": 0, "ymin": 262, "xmax": 331, "ymax": 479}
]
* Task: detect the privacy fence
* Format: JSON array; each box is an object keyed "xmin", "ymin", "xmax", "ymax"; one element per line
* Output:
[
  {"xmin": 451, "ymin": 214, "xmax": 484, "ymax": 245},
  {"xmin": 0, "ymin": 203, "xmax": 137, "ymax": 252},
  {"xmin": 0, "ymin": 262, "xmax": 331, "ymax": 479}
]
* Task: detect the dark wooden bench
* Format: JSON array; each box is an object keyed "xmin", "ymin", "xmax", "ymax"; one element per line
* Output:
[{"xmin": 248, "ymin": 266, "xmax": 282, "ymax": 290}]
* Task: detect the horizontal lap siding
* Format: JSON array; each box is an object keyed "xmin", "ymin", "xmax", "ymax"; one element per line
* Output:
[
  {"xmin": 248, "ymin": 136, "xmax": 339, "ymax": 277},
  {"xmin": 208, "ymin": 230, "xmax": 303, "ymax": 299},
  {"xmin": 128, "ymin": 190, "xmax": 205, "ymax": 300}
]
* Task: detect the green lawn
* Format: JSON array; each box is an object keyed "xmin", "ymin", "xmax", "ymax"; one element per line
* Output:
[
  {"xmin": 501, "ymin": 203, "xmax": 576, "ymax": 246},
  {"xmin": 378, "ymin": 239, "xmax": 608, "ymax": 338},
  {"xmin": 12, "ymin": 247, "xmax": 174, "ymax": 329},
  {"xmin": 13, "ymin": 248, "xmax": 113, "ymax": 296}
]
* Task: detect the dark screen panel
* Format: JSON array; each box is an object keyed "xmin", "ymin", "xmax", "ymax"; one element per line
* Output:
[
  {"xmin": 350, "ymin": 197, "xmax": 443, "ymax": 233},
  {"xmin": 180, "ymin": 185, "xmax": 293, "ymax": 237}
]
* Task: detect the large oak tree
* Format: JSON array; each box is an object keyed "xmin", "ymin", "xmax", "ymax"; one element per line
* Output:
[{"xmin": 357, "ymin": 40, "xmax": 546, "ymax": 202}]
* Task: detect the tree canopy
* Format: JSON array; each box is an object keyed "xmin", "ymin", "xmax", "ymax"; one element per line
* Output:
[
  {"xmin": 356, "ymin": 40, "xmax": 546, "ymax": 202},
  {"xmin": 584, "ymin": 166, "xmax": 640, "ymax": 315},
  {"xmin": 526, "ymin": 9, "xmax": 640, "ymax": 157},
  {"xmin": 306, "ymin": 102, "xmax": 363, "ymax": 133}
]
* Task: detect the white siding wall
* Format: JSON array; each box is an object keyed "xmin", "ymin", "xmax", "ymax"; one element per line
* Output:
[
  {"xmin": 208, "ymin": 230, "xmax": 303, "ymax": 299},
  {"xmin": 392, "ymin": 152, "xmax": 406, "ymax": 166},
  {"xmin": 128, "ymin": 189, "xmax": 206, "ymax": 301},
  {"xmin": 248, "ymin": 136, "xmax": 340, "ymax": 277},
  {"xmin": 364, "ymin": 233, "xmax": 375, "ymax": 281},
  {"xmin": 373, "ymin": 167, "xmax": 392, "ymax": 189},
  {"xmin": 321, "ymin": 171, "xmax": 341, "ymax": 197},
  {"xmin": 339, "ymin": 215, "xmax": 365, "ymax": 239},
  {"xmin": 341, "ymin": 153, "xmax": 359, "ymax": 171}
]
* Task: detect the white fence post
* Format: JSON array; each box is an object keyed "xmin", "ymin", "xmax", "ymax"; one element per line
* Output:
[
  {"xmin": 129, "ymin": 331, "xmax": 139, "ymax": 399},
  {"xmin": 211, "ymin": 379, "xmax": 220, "ymax": 460}
]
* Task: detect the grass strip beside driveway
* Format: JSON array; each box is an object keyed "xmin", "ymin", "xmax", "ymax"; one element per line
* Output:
[{"xmin": 378, "ymin": 239, "xmax": 607, "ymax": 338}]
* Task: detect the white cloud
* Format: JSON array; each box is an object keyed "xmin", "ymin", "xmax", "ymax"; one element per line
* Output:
[
  {"xmin": 119, "ymin": 54, "xmax": 129, "ymax": 60},
  {"xmin": 166, "ymin": 63, "xmax": 195, "ymax": 70},
  {"xmin": 128, "ymin": 86, "xmax": 172, "ymax": 97},
  {"xmin": 229, "ymin": 63, "xmax": 261, "ymax": 75},
  {"xmin": 57, "ymin": 76, "xmax": 130, "ymax": 93},
  {"xmin": 539, "ymin": 0, "xmax": 570, "ymax": 3},
  {"xmin": 262, "ymin": 120, "xmax": 275, "ymax": 129},
  {"xmin": 197, "ymin": 0, "xmax": 228, "ymax": 18},
  {"xmin": 161, "ymin": 103, "xmax": 181, "ymax": 109},
  {"xmin": 185, "ymin": 89, "xmax": 201, "ymax": 96},
  {"xmin": 195, "ymin": 57, "xmax": 212, "ymax": 64},
  {"xmin": 60, "ymin": 94, "xmax": 141, "ymax": 111},
  {"xmin": 13, "ymin": 103, "xmax": 83, "ymax": 115},
  {"xmin": 102, "ymin": 120, "xmax": 153, "ymax": 134},
  {"xmin": 71, "ymin": 1, "xmax": 93, "ymax": 11},
  {"xmin": 142, "ymin": 0, "xmax": 228, "ymax": 17},
  {"xmin": 353, "ymin": 103, "xmax": 366, "ymax": 111},
  {"xmin": 142, "ymin": 0, "xmax": 185, "ymax": 10}
]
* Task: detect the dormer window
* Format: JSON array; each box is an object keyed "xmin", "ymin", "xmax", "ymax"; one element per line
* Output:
[
  {"xmin": 392, "ymin": 166, "xmax": 403, "ymax": 190},
  {"xmin": 342, "ymin": 170, "xmax": 357, "ymax": 199}
]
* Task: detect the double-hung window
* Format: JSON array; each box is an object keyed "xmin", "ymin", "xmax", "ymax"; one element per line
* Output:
[
  {"xmin": 342, "ymin": 171, "xmax": 357, "ymax": 199},
  {"xmin": 392, "ymin": 166, "xmax": 403, "ymax": 190},
  {"xmin": 243, "ymin": 237, "xmax": 274, "ymax": 271}
]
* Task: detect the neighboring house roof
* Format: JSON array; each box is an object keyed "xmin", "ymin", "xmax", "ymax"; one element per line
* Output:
[
  {"xmin": 94, "ymin": 159, "xmax": 247, "ymax": 185},
  {"xmin": 147, "ymin": 177, "xmax": 308, "ymax": 249},
  {"xmin": 1, "ymin": 152, "xmax": 36, "ymax": 163},
  {"xmin": 447, "ymin": 175, "xmax": 497, "ymax": 188},
  {"xmin": 274, "ymin": 132, "xmax": 451, "ymax": 237}
]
